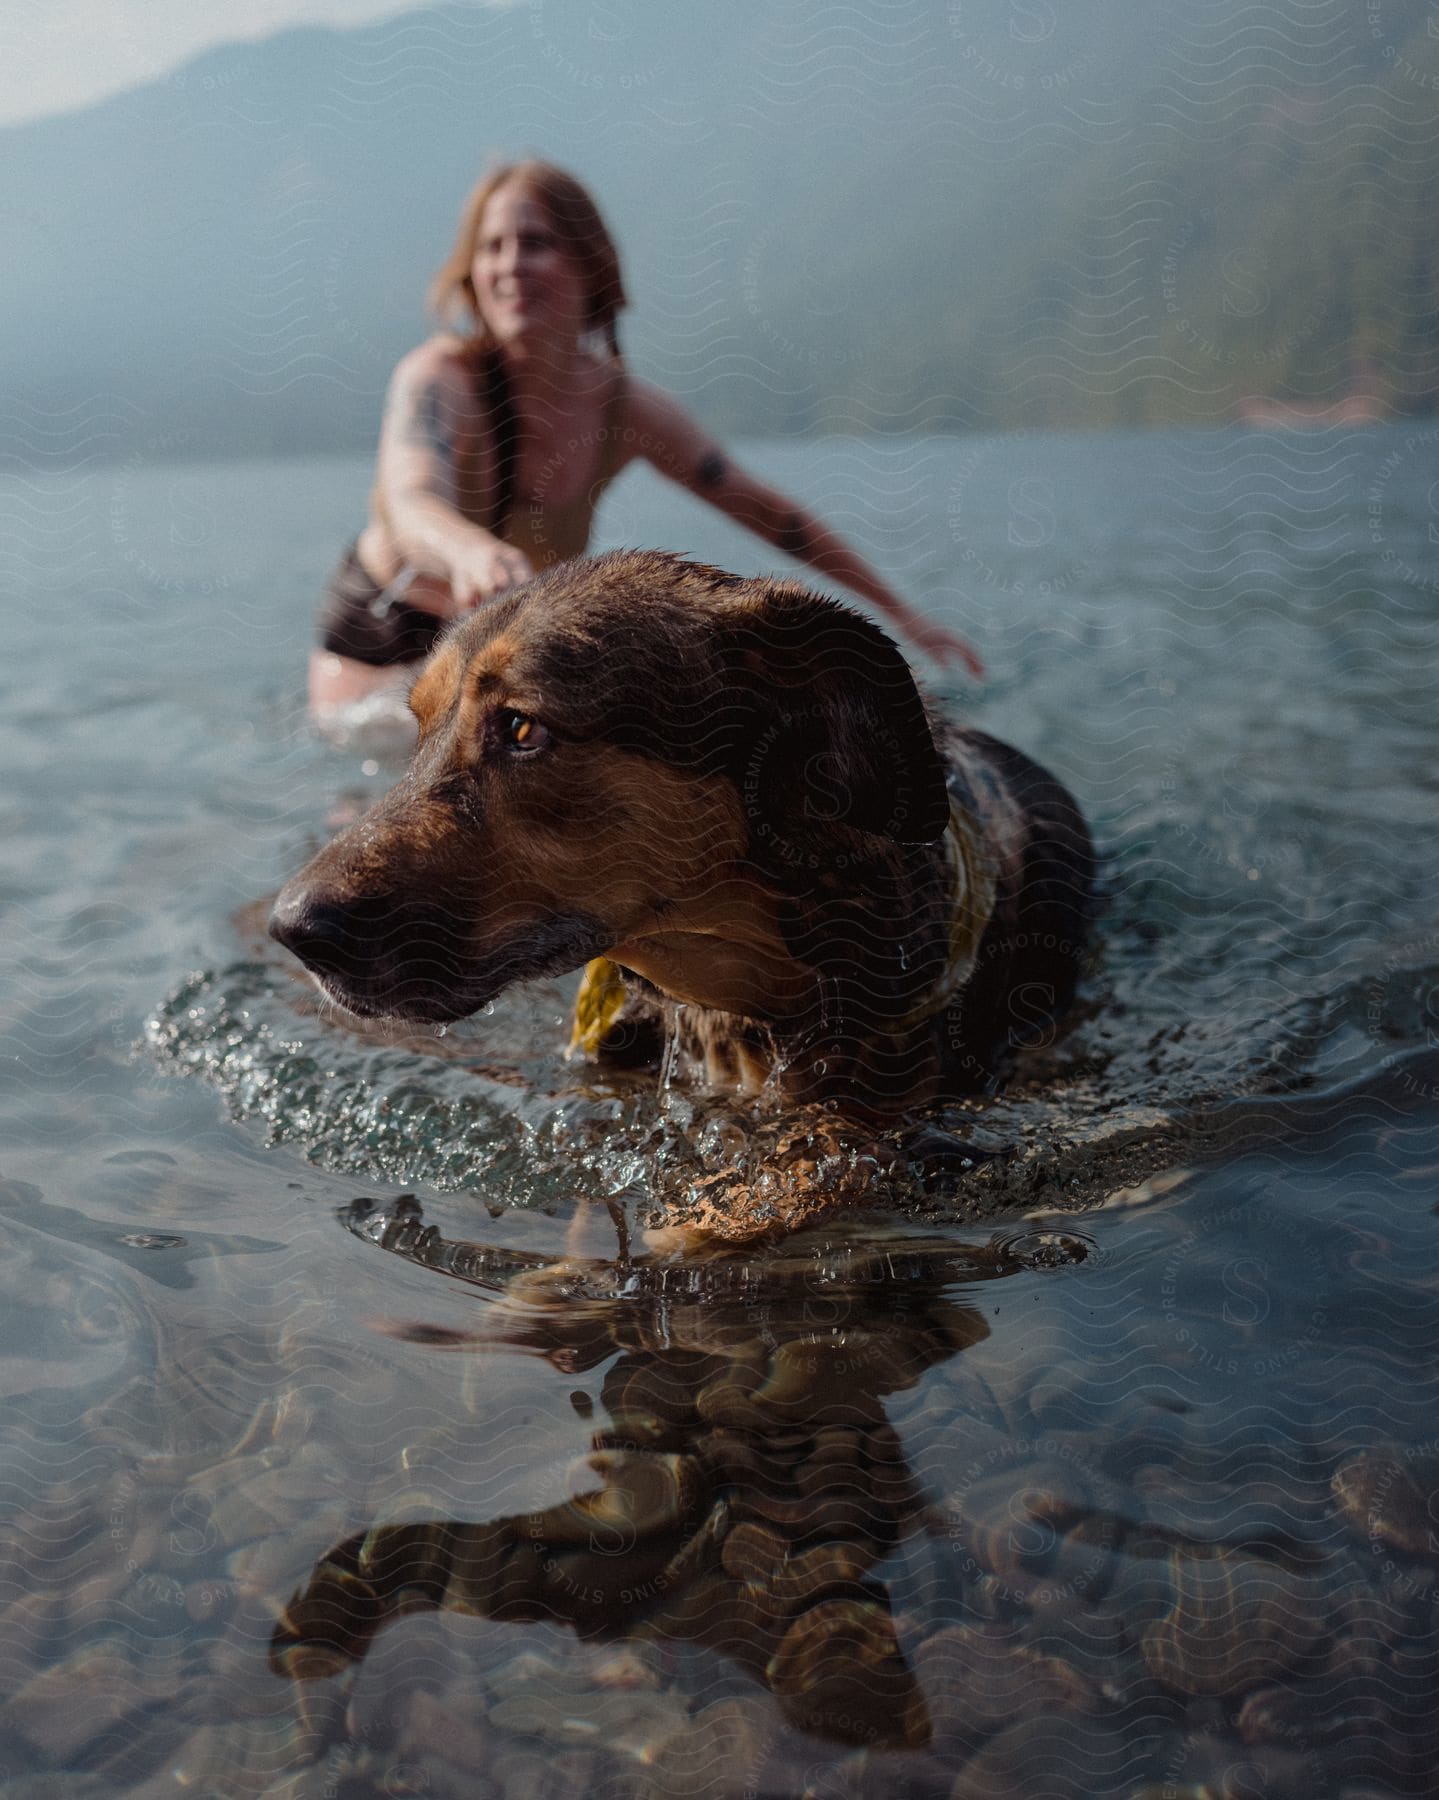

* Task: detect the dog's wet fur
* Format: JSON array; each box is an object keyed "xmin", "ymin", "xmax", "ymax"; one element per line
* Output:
[{"xmin": 273, "ymin": 551, "xmax": 1093, "ymax": 1125}]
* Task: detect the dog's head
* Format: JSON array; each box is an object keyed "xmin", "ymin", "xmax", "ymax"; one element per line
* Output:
[{"xmin": 271, "ymin": 551, "xmax": 949, "ymax": 1023}]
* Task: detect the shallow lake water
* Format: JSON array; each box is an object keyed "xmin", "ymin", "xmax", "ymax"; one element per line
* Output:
[{"xmin": 2, "ymin": 426, "xmax": 1438, "ymax": 1796}]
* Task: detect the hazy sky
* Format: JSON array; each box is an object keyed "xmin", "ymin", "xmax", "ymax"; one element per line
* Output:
[{"xmin": 0, "ymin": 0, "xmax": 499, "ymax": 128}]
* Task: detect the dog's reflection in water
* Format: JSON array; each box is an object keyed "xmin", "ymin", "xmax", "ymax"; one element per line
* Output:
[{"xmin": 269, "ymin": 1202, "xmax": 1019, "ymax": 1752}]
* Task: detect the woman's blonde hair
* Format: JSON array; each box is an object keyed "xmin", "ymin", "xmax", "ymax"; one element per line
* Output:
[{"xmin": 428, "ymin": 161, "xmax": 628, "ymax": 357}]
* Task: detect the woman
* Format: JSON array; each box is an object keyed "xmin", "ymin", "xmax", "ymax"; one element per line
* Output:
[{"xmin": 310, "ymin": 161, "xmax": 982, "ymax": 719}]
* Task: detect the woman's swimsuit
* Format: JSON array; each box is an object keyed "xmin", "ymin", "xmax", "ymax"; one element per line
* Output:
[
  {"xmin": 315, "ymin": 545, "xmax": 450, "ymax": 667},
  {"xmin": 317, "ymin": 355, "xmax": 628, "ymax": 669}
]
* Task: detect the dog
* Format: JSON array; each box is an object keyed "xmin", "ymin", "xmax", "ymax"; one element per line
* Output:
[{"xmin": 271, "ymin": 551, "xmax": 1093, "ymax": 1149}]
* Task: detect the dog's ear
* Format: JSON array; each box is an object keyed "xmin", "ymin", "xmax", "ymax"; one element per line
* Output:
[{"xmin": 715, "ymin": 583, "xmax": 950, "ymax": 844}]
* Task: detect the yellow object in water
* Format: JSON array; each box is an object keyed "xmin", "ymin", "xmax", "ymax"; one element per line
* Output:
[{"xmin": 568, "ymin": 957, "xmax": 628, "ymax": 1058}]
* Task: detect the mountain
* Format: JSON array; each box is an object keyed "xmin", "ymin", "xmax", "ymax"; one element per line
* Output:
[{"xmin": 3, "ymin": 0, "xmax": 1436, "ymax": 462}]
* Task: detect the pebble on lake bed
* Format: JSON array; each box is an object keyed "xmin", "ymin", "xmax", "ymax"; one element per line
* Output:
[
  {"xmin": 632, "ymin": 1696, "xmax": 784, "ymax": 1800},
  {"xmin": 911, "ymin": 1623, "xmax": 1102, "ymax": 1752},
  {"xmin": 1140, "ymin": 1550, "xmax": 1329, "ymax": 1696},
  {"xmin": 767, "ymin": 1597, "xmax": 930, "ymax": 1747},
  {"xmin": 0, "ymin": 1639, "xmax": 186, "ymax": 1764},
  {"xmin": 487, "ymin": 1685, "xmax": 690, "ymax": 1755},
  {"xmin": 1332, "ymin": 1446, "xmax": 1439, "ymax": 1560}
]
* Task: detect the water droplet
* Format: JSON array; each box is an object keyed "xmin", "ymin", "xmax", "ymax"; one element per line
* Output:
[{"xmin": 658, "ymin": 1008, "xmax": 683, "ymax": 1093}]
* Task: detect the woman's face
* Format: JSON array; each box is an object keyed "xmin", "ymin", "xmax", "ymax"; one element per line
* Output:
[{"xmin": 470, "ymin": 183, "xmax": 589, "ymax": 350}]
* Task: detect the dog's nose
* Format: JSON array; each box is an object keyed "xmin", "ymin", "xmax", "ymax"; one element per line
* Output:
[{"xmin": 268, "ymin": 886, "xmax": 362, "ymax": 979}]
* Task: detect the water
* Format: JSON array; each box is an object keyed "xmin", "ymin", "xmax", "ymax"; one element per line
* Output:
[{"xmin": 3, "ymin": 426, "xmax": 1439, "ymax": 1795}]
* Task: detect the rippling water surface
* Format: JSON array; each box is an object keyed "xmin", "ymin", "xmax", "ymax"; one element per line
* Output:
[{"xmin": 3, "ymin": 427, "xmax": 1439, "ymax": 1796}]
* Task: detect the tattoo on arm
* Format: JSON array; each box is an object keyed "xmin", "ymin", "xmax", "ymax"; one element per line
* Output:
[
  {"xmin": 399, "ymin": 382, "xmax": 455, "ymax": 473},
  {"xmin": 778, "ymin": 509, "xmax": 813, "ymax": 558},
  {"xmin": 695, "ymin": 450, "xmax": 728, "ymax": 490}
]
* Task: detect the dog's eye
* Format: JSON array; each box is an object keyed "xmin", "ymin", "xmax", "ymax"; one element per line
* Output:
[{"xmin": 497, "ymin": 710, "xmax": 551, "ymax": 755}]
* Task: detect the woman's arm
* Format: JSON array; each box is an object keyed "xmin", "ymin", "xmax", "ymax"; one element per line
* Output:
[
  {"xmin": 373, "ymin": 342, "xmax": 533, "ymax": 609},
  {"xmin": 624, "ymin": 381, "xmax": 984, "ymax": 676}
]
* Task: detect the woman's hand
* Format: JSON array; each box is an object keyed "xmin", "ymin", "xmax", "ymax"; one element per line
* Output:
[
  {"xmin": 898, "ymin": 614, "xmax": 986, "ymax": 679},
  {"xmin": 447, "ymin": 540, "xmax": 535, "ymax": 612},
  {"xmin": 372, "ymin": 345, "xmax": 536, "ymax": 617}
]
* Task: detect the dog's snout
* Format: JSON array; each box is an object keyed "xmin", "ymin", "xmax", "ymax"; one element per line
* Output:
[
  {"xmin": 268, "ymin": 882, "xmax": 477, "ymax": 1017},
  {"xmin": 269, "ymin": 887, "xmax": 363, "ymax": 978}
]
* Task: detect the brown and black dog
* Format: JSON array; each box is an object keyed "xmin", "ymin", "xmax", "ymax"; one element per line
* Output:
[{"xmin": 271, "ymin": 551, "xmax": 1093, "ymax": 1130}]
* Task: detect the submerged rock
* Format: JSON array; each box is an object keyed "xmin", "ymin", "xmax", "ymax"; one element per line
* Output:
[
  {"xmin": 1140, "ymin": 1551, "xmax": 1329, "ymax": 1697},
  {"xmin": 633, "ymin": 1696, "xmax": 775, "ymax": 1800},
  {"xmin": 1333, "ymin": 1447, "xmax": 1439, "ymax": 1561},
  {"xmin": 720, "ymin": 1520, "xmax": 789, "ymax": 1584},
  {"xmin": 945, "ymin": 1714, "xmax": 1123, "ymax": 1800},
  {"xmin": 0, "ymin": 1638, "xmax": 185, "ymax": 1763},
  {"xmin": 487, "ymin": 1684, "xmax": 689, "ymax": 1756},
  {"xmin": 541, "ymin": 1450, "xmax": 706, "ymax": 1546},
  {"xmin": 911, "ymin": 1623, "xmax": 1102, "ymax": 1752},
  {"xmin": 767, "ymin": 1598, "xmax": 930, "ymax": 1748}
]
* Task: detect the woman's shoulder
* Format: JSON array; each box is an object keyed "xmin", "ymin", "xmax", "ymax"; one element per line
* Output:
[
  {"xmin": 571, "ymin": 349, "xmax": 625, "ymax": 406},
  {"xmin": 391, "ymin": 333, "xmax": 475, "ymax": 393},
  {"xmin": 620, "ymin": 375, "xmax": 707, "ymax": 443}
]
